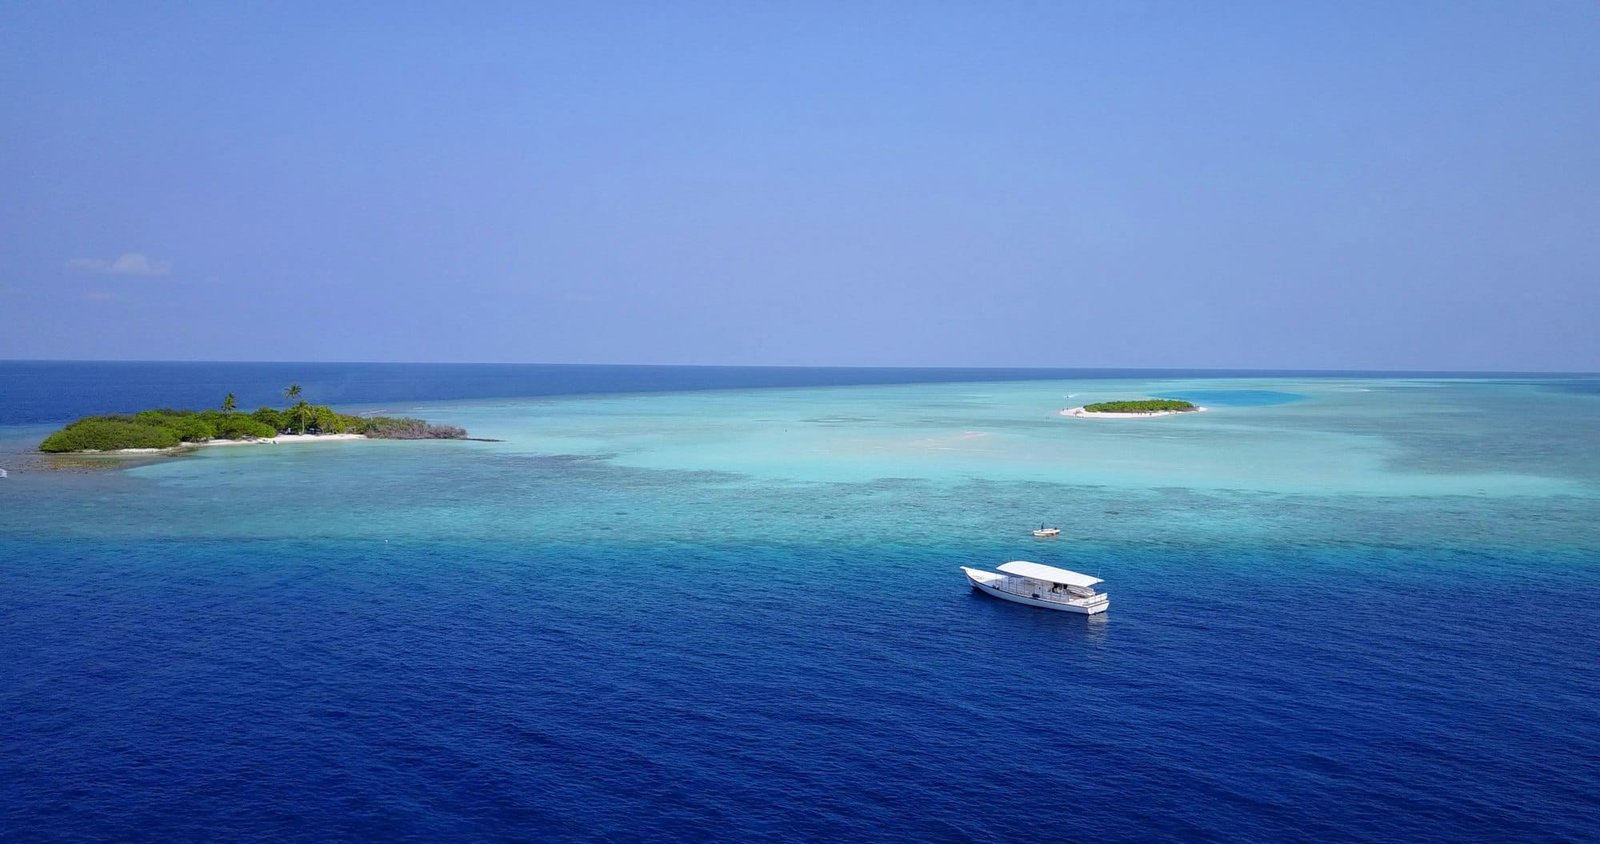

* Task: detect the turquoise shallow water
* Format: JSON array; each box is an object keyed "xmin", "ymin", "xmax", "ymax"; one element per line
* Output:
[{"xmin": 2, "ymin": 366, "xmax": 1598, "ymax": 840}]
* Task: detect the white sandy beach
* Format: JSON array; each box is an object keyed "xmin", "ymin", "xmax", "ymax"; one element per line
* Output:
[
  {"xmin": 98, "ymin": 433, "xmax": 369, "ymax": 454},
  {"xmin": 1060, "ymin": 406, "xmax": 1208, "ymax": 419},
  {"xmin": 201, "ymin": 433, "xmax": 367, "ymax": 447}
]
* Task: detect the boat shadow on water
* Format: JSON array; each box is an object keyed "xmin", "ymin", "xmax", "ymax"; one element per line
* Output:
[{"xmin": 961, "ymin": 589, "xmax": 1111, "ymax": 646}]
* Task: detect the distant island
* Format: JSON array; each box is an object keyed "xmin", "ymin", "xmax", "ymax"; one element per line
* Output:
[
  {"xmin": 1083, "ymin": 399, "xmax": 1196, "ymax": 413},
  {"xmin": 1060, "ymin": 398, "xmax": 1205, "ymax": 419},
  {"xmin": 39, "ymin": 384, "xmax": 468, "ymax": 453}
]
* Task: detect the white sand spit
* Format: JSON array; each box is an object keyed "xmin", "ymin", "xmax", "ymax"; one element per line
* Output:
[{"xmin": 1060, "ymin": 406, "xmax": 1208, "ymax": 419}]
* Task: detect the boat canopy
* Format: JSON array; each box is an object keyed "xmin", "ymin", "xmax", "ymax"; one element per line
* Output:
[{"xmin": 997, "ymin": 561, "xmax": 1103, "ymax": 588}]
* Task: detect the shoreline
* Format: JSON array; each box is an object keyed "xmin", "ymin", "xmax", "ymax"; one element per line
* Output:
[
  {"xmin": 1060, "ymin": 406, "xmax": 1209, "ymax": 419},
  {"xmin": 71, "ymin": 433, "xmax": 370, "ymax": 455}
]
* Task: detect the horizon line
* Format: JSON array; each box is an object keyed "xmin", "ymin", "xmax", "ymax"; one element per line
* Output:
[{"xmin": 1, "ymin": 358, "xmax": 1596, "ymax": 377}]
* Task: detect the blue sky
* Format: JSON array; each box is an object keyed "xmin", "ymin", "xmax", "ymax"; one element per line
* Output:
[{"xmin": 2, "ymin": 2, "xmax": 1596, "ymax": 370}]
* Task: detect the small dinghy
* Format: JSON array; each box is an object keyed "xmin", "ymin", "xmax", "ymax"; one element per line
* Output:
[
  {"xmin": 1031, "ymin": 525, "xmax": 1061, "ymax": 538},
  {"xmin": 962, "ymin": 561, "xmax": 1109, "ymax": 615}
]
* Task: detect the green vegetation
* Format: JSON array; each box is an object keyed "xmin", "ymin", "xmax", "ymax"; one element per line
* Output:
[
  {"xmin": 38, "ymin": 386, "xmax": 469, "ymax": 452},
  {"xmin": 39, "ymin": 417, "xmax": 183, "ymax": 452},
  {"xmin": 1081, "ymin": 399, "xmax": 1198, "ymax": 414},
  {"xmin": 359, "ymin": 417, "xmax": 468, "ymax": 440},
  {"xmin": 39, "ymin": 409, "xmax": 276, "ymax": 452}
]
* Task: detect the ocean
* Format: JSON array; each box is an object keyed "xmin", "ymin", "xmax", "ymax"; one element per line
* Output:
[{"xmin": 2, "ymin": 362, "xmax": 1598, "ymax": 841}]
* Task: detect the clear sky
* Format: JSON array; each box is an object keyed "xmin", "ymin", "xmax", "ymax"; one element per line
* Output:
[{"xmin": 2, "ymin": 2, "xmax": 1596, "ymax": 370}]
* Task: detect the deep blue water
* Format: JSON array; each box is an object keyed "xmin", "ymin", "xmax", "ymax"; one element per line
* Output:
[
  {"xmin": 1, "ymin": 360, "xmax": 1583, "ymax": 425},
  {"xmin": 2, "ymin": 362, "xmax": 1599, "ymax": 842},
  {"xmin": 5, "ymin": 537, "xmax": 1596, "ymax": 842},
  {"xmin": 0, "ymin": 361, "xmax": 1281, "ymax": 426}
]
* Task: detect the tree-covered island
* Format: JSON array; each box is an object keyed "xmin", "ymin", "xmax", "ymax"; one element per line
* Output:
[
  {"xmin": 1080, "ymin": 399, "xmax": 1199, "ymax": 414},
  {"xmin": 39, "ymin": 384, "xmax": 468, "ymax": 453}
]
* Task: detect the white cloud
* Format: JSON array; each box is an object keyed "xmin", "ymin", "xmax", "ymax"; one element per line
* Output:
[{"xmin": 67, "ymin": 252, "xmax": 172, "ymax": 277}]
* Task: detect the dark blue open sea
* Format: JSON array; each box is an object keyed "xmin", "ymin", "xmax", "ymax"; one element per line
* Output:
[{"xmin": 2, "ymin": 362, "xmax": 1598, "ymax": 841}]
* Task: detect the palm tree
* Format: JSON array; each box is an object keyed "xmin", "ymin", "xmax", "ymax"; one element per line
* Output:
[
  {"xmin": 222, "ymin": 393, "xmax": 237, "ymax": 415},
  {"xmin": 280, "ymin": 385, "xmax": 305, "ymax": 434}
]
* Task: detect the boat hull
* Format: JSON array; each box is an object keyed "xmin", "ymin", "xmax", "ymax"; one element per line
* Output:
[{"xmin": 963, "ymin": 567, "xmax": 1109, "ymax": 615}]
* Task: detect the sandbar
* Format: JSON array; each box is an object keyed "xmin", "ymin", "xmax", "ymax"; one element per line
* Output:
[{"xmin": 1060, "ymin": 406, "xmax": 1208, "ymax": 419}]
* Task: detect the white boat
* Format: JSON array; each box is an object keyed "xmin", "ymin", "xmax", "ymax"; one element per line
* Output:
[
  {"xmin": 962, "ymin": 561, "xmax": 1109, "ymax": 614},
  {"xmin": 1032, "ymin": 526, "xmax": 1061, "ymax": 538}
]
